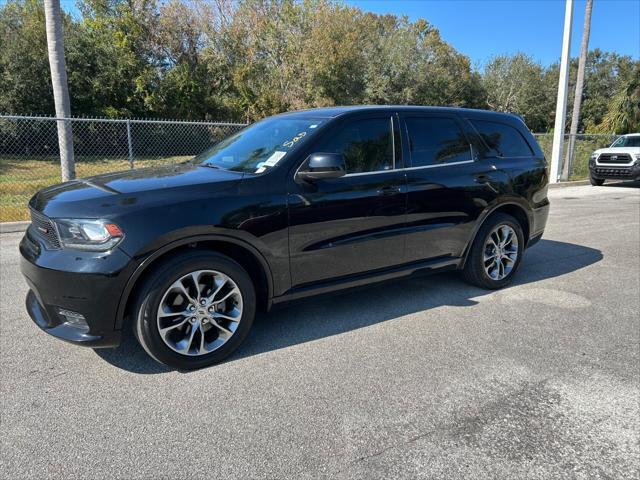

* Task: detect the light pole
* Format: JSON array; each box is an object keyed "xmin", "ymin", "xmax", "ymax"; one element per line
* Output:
[{"xmin": 549, "ymin": 0, "xmax": 574, "ymax": 183}]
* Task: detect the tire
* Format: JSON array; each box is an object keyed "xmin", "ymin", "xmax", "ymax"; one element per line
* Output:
[
  {"xmin": 133, "ymin": 251, "xmax": 256, "ymax": 370},
  {"xmin": 461, "ymin": 213, "xmax": 525, "ymax": 290},
  {"xmin": 590, "ymin": 174, "xmax": 605, "ymax": 186}
]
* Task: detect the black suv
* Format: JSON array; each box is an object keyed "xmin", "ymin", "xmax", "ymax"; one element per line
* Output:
[{"xmin": 20, "ymin": 106, "xmax": 549, "ymax": 369}]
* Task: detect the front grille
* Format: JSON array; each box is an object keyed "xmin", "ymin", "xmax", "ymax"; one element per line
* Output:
[
  {"xmin": 597, "ymin": 153, "xmax": 632, "ymax": 164},
  {"xmin": 595, "ymin": 167, "xmax": 632, "ymax": 176},
  {"xmin": 30, "ymin": 209, "xmax": 61, "ymax": 249}
]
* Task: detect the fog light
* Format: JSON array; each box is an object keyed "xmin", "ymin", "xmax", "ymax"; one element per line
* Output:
[{"xmin": 57, "ymin": 308, "xmax": 89, "ymax": 331}]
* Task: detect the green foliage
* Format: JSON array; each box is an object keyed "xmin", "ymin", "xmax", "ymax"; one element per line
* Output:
[
  {"xmin": 0, "ymin": 0, "xmax": 54, "ymax": 114},
  {"xmin": 592, "ymin": 65, "xmax": 640, "ymax": 134},
  {"xmin": 0, "ymin": 0, "xmax": 637, "ymax": 131},
  {"xmin": 482, "ymin": 53, "xmax": 556, "ymax": 132}
]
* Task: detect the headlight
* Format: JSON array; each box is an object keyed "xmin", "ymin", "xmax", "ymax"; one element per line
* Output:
[
  {"xmin": 54, "ymin": 219, "xmax": 124, "ymax": 251},
  {"xmin": 635, "ymin": 154, "xmax": 640, "ymax": 163}
]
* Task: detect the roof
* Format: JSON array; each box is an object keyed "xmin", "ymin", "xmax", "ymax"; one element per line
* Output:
[{"xmin": 276, "ymin": 105, "xmax": 522, "ymax": 121}]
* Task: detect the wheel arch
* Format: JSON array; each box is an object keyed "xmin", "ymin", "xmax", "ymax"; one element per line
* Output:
[
  {"xmin": 115, "ymin": 235, "xmax": 274, "ymax": 331},
  {"xmin": 461, "ymin": 202, "xmax": 532, "ymax": 269}
]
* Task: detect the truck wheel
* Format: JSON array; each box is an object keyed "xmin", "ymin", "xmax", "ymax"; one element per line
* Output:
[
  {"xmin": 590, "ymin": 174, "xmax": 604, "ymax": 186},
  {"xmin": 462, "ymin": 213, "xmax": 524, "ymax": 289},
  {"xmin": 133, "ymin": 251, "xmax": 256, "ymax": 370}
]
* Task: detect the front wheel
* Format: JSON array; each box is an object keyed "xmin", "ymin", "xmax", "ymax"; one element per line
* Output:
[
  {"xmin": 133, "ymin": 251, "xmax": 256, "ymax": 370},
  {"xmin": 590, "ymin": 174, "xmax": 605, "ymax": 186},
  {"xmin": 461, "ymin": 213, "xmax": 525, "ymax": 289}
]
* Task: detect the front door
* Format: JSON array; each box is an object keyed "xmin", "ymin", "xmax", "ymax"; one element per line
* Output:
[{"xmin": 287, "ymin": 114, "xmax": 407, "ymax": 287}]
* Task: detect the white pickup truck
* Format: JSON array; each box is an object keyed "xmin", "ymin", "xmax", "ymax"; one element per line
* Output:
[{"xmin": 588, "ymin": 133, "xmax": 640, "ymax": 185}]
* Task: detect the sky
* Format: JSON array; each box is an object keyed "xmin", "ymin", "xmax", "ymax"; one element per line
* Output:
[{"xmin": 346, "ymin": 0, "xmax": 640, "ymax": 67}]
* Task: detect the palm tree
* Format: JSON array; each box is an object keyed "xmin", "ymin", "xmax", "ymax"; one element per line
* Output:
[
  {"xmin": 597, "ymin": 68, "xmax": 640, "ymax": 134},
  {"xmin": 44, "ymin": 0, "xmax": 75, "ymax": 181},
  {"xmin": 562, "ymin": 0, "xmax": 593, "ymax": 181}
]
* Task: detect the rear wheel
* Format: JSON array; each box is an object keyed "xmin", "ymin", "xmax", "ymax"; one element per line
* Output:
[
  {"xmin": 590, "ymin": 174, "xmax": 605, "ymax": 186},
  {"xmin": 462, "ymin": 213, "xmax": 524, "ymax": 289},
  {"xmin": 133, "ymin": 251, "xmax": 256, "ymax": 370}
]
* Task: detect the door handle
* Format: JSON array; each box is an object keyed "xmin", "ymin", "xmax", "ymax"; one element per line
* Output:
[
  {"xmin": 474, "ymin": 174, "xmax": 493, "ymax": 183},
  {"xmin": 377, "ymin": 186, "xmax": 402, "ymax": 196}
]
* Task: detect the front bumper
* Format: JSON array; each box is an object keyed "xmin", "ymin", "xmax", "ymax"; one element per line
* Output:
[
  {"xmin": 590, "ymin": 162, "xmax": 640, "ymax": 180},
  {"xmin": 20, "ymin": 227, "xmax": 136, "ymax": 348}
]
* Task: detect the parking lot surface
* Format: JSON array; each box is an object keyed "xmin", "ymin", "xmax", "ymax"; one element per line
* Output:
[{"xmin": 1, "ymin": 183, "xmax": 639, "ymax": 479}]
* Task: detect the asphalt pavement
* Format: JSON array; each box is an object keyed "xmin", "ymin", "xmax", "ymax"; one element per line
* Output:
[{"xmin": 1, "ymin": 182, "xmax": 639, "ymax": 479}]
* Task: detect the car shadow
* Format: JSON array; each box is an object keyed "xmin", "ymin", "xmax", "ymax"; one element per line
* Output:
[
  {"xmin": 603, "ymin": 180, "xmax": 640, "ymax": 188},
  {"xmin": 94, "ymin": 239, "xmax": 603, "ymax": 374}
]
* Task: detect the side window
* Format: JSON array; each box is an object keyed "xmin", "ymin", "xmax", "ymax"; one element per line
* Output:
[
  {"xmin": 470, "ymin": 119, "xmax": 533, "ymax": 157},
  {"xmin": 404, "ymin": 117, "xmax": 471, "ymax": 167},
  {"xmin": 313, "ymin": 117, "xmax": 394, "ymax": 174}
]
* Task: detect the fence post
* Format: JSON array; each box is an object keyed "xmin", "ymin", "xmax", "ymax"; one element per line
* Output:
[
  {"xmin": 126, "ymin": 119, "xmax": 134, "ymax": 169},
  {"xmin": 561, "ymin": 134, "xmax": 575, "ymax": 181}
]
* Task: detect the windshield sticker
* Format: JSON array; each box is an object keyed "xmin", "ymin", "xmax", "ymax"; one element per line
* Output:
[
  {"xmin": 309, "ymin": 124, "xmax": 318, "ymax": 129},
  {"xmin": 263, "ymin": 151, "xmax": 287, "ymax": 167},
  {"xmin": 282, "ymin": 131, "xmax": 307, "ymax": 148},
  {"xmin": 255, "ymin": 166, "xmax": 267, "ymax": 174}
]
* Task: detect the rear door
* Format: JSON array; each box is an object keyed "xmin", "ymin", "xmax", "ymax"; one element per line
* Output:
[
  {"xmin": 287, "ymin": 114, "xmax": 407, "ymax": 287},
  {"xmin": 399, "ymin": 113, "xmax": 509, "ymax": 263}
]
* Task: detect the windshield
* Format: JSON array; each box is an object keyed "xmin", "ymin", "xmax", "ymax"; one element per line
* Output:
[
  {"xmin": 194, "ymin": 117, "xmax": 325, "ymax": 173},
  {"xmin": 610, "ymin": 136, "xmax": 640, "ymax": 148}
]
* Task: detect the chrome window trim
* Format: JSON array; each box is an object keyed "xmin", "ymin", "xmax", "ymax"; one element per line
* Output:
[
  {"xmin": 401, "ymin": 159, "xmax": 475, "ymax": 172},
  {"xmin": 344, "ymin": 168, "xmax": 397, "ymax": 178},
  {"xmin": 343, "ymin": 159, "xmax": 476, "ymax": 177}
]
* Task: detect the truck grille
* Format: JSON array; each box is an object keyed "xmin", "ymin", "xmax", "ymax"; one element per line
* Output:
[
  {"xmin": 30, "ymin": 209, "xmax": 61, "ymax": 249},
  {"xmin": 597, "ymin": 153, "xmax": 632, "ymax": 164},
  {"xmin": 594, "ymin": 167, "xmax": 632, "ymax": 177}
]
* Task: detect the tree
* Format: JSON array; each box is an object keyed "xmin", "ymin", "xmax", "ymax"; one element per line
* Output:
[
  {"xmin": 563, "ymin": 0, "xmax": 593, "ymax": 180},
  {"xmin": 0, "ymin": 0, "xmax": 54, "ymax": 114},
  {"xmin": 482, "ymin": 53, "xmax": 555, "ymax": 132},
  {"xmin": 594, "ymin": 66, "xmax": 640, "ymax": 134},
  {"xmin": 362, "ymin": 16, "xmax": 484, "ymax": 108},
  {"xmin": 580, "ymin": 50, "xmax": 637, "ymax": 131},
  {"xmin": 0, "ymin": 0, "xmax": 636, "ymax": 129},
  {"xmin": 44, "ymin": 0, "xmax": 74, "ymax": 180}
]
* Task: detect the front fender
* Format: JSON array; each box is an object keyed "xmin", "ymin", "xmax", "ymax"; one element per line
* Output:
[{"xmin": 114, "ymin": 230, "xmax": 277, "ymax": 331}]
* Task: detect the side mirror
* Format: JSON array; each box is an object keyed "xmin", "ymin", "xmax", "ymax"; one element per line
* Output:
[{"xmin": 297, "ymin": 153, "xmax": 346, "ymax": 181}]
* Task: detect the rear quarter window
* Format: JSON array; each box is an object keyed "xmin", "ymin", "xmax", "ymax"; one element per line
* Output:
[{"xmin": 470, "ymin": 119, "xmax": 533, "ymax": 157}]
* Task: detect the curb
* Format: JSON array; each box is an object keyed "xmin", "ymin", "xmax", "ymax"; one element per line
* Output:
[
  {"xmin": 549, "ymin": 179, "xmax": 590, "ymax": 188},
  {"xmin": 0, "ymin": 221, "xmax": 29, "ymax": 234}
]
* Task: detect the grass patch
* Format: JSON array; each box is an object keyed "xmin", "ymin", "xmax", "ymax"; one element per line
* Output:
[
  {"xmin": 0, "ymin": 156, "xmax": 189, "ymax": 222},
  {"xmin": 535, "ymin": 135, "xmax": 616, "ymax": 181}
]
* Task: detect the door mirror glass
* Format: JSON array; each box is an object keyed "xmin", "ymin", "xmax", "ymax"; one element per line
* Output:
[{"xmin": 297, "ymin": 153, "xmax": 346, "ymax": 181}]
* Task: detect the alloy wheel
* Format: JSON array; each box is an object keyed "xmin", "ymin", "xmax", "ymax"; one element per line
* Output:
[
  {"xmin": 483, "ymin": 225, "xmax": 519, "ymax": 281},
  {"xmin": 156, "ymin": 270, "xmax": 243, "ymax": 356}
]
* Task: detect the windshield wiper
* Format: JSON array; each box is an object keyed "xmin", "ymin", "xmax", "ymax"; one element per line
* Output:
[{"xmin": 199, "ymin": 163, "xmax": 220, "ymax": 169}]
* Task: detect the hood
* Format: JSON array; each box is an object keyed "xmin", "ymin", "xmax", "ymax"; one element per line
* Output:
[
  {"xmin": 31, "ymin": 162, "xmax": 243, "ymax": 218},
  {"xmin": 594, "ymin": 146, "xmax": 640, "ymax": 155}
]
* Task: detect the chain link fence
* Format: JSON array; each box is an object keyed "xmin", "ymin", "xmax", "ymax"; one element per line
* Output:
[
  {"xmin": 0, "ymin": 115, "xmax": 247, "ymax": 221},
  {"xmin": 0, "ymin": 115, "xmax": 622, "ymax": 222},
  {"xmin": 533, "ymin": 133, "xmax": 619, "ymax": 182}
]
